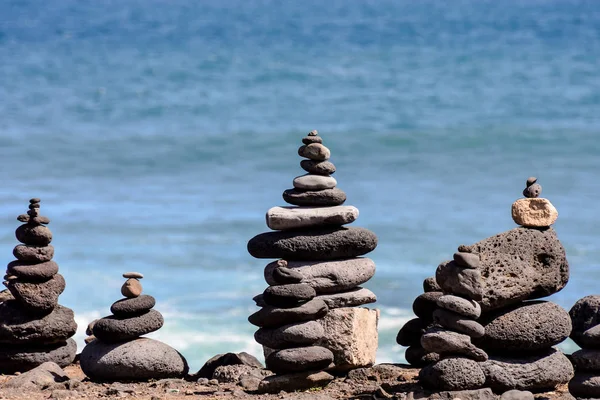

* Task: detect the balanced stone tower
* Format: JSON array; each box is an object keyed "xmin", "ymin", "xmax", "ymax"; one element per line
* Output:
[
  {"xmin": 0, "ymin": 198, "xmax": 77, "ymax": 373},
  {"xmin": 80, "ymin": 272, "xmax": 188, "ymax": 381},
  {"xmin": 397, "ymin": 177, "xmax": 574, "ymax": 394},
  {"xmin": 248, "ymin": 130, "xmax": 379, "ymax": 393}
]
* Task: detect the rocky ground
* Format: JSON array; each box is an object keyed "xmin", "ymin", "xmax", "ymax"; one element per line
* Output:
[{"xmin": 0, "ymin": 360, "xmax": 575, "ymax": 400}]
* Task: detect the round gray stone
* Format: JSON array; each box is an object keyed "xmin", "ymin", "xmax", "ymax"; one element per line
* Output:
[
  {"xmin": 7, "ymin": 260, "xmax": 58, "ymax": 281},
  {"xmin": 254, "ymin": 320, "xmax": 324, "ymax": 349},
  {"xmin": 523, "ymin": 183, "xmax": 542, "ymax": 198},
  {"xmin": 419, "ymin": 357, "xmax": 486, "ymax": 391},
  {"xmin": 80, "ymin": 337, "xmax": 189, "ymax": 382},
  {"xmin": 436, "ymin": 295, "xmax": 481, "ymax": 319},
  {"xmin": 581, "ymin": 324, "xmax": 600, "ymax": 348},
  {"xmin": 6, "ymin": 274, "xmax": 65, "ymax": 313},
  {"xmin": 248, "ymin": 227, "xmax": 377, "ymax": 261},
  {"xmin": 436, "ymin": 261, "xmax": 483, "ymax": 301},
  {"xmin": 433, "ymin": 308, "xmax": 485, "ymax": 338},
  {"xmin": 421, "ymin": 327, "xmax": 488, "ymax": 361},
  {"xmin": 263, "ymin": 283, "xmax": 316, "ymax": 307},
  {"xmin": 396, "ymin": 318, "xmax": 428, "ymax": 347},
  {"xmin": 315, "ymin": 287, "xmax": 376, "ymax": 309},
  {"xmin": 453, "ymin": 252, "xmax": 481, "ymax": 269},
  {"xmin": 570, "ymin": 295, "xmax": 600, "ymax": 348},
  {"xmin": 404, "ymin": 345, "xmax": 439, "ymax": 367},
  {"xmin": 0, "ymin": 301, "xmax": 77, "ymax": 344},
  {"xmin": 293, "ymin": 174, "xmax": 337, "ymax": 191},
  {"xmin": 13, "ymin": 245, "xmax": 54, "ymax": 263},
  {"xmin": 0, "ymin": 339, "xmax": 77, "ymax": 374},
  {"xmin": 110, "ymin": 295, "xmax": 156, "ymax": 317},
  {"xmin": 423, "ymin": 277, "xmax": 441, "ymax": 292},
  {"xmin": 413, "ymin": 292, "xmax": 443, "ymax": 322},
  {"xmin": 570, "ymin": 349, "xmax": 600, "ymax": 371},
  {"xmin": 265, "ymin": 346, "xmax": 334, "ymax": 374},
  {"xmin": 300, "ymin": 160, "xmax": 335, "ymax": 175},
  {"xmin": 500, "ymin": 390, "xmax": 535, "ymax": 400},
  {"xmin": 248, "ymin": 298, "xmax": 328, "ymax": 328},
  {"xmin": 15, "ymin": 224, "xmax": 52, "ymax": 246},
  {"xmin": 569, "ymin": 373, "xmax": 600, "ymax": 398},
  {"xmin": 282, "ymin": 188, "xmax": 346, "ymax": 207},
  {"xmin": 297, "ymin": 143, "xmax": 330, "ymax": 161},
  {"xmin": 302, "ymin": 135, "xmax": 323, "ymax": 144},
  {"xmin": 93, "ymin": 309, "xmax": 164, "ymax": 343}
]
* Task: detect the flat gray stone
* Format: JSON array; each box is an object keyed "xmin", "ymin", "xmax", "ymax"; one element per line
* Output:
[
  {"xmin": 263, "ymin": 283, "xmax": 316, "ymax": 307},
  {"xmin": 433, "ymin": 309, "xmax": 485, "ymax": 338},
  {"xmin": 248, "ymin": 227, "xmax": 377, "ymax": 261},
  {"xmin": 123, "ymin": 272, "xmax": 143, "ymax": 279},
  {"xmin": 419, "ymin": 357, "xmax": 486, "ymax": 391},
  {"xmin": 430, "ymin": 389, "xmax": 496, "ymax": 400},
  {"xmin": 569, "ymin": 372, "xmax": 600, "ymax": 398},
  {"xmin": 316, "ymin": 287, "xmax": 376, "ymax": 309},
  {"xmin": 272, "ymin": 263, "xmax": 303, "ymax": 284},
  {"xmin": 110, "ymin": 295, "xmax": 156, "ymax": 317},
  {"xmin": 4, "ymin": 361, "xmax": 68, "ymax": 389},
  {"xmin": 476, "ymin": 301, "xmax": 571, "ymax": 353},
  {"xmin": 397, "ymin": 318, "xmax": 428, "ymax": 347},
  {"xmin": 404, "ymin": 345, "xmax": 439, "ymax": 367},
  {"xmin": 436, "ymin": 295, "xmax": 481, "ymax": 319},
  {"xmin": 248, "ymin": 298, "xmax": 328, "ymax": 328},
  {"xmin": 460, "ymin": 227, "xmax": 569, "ymax": 312},
  {"xmin": 6, "ymin": 273, "xmax": 65, "ymax": 313},
  {"xmin": 266, "ymin": 205, "xmax": 358, "ymax": 231},
  {"xmin": 264, "ymin": 258, "xmax": 375, "ymax": 293},
  {"xmin": 282, "ymin": 188, "xmax": 346, "ymax": 207},
  {"xmin": 15, "ymin": 224, "xmax": 52, "ymax": 246},
  {"xmin": 93, "ymin": 309, "xmax": 164, "ymax": 343},
  {"xmin": 500, "ymin": 390, "xmax": 535, "ymax": 400},
  {"xmin": 255, "ymin": 320, "xmax": 324, "ymax": 349},
  {"xmin": 257, "ymin": 370, "xmax": 334, "ymax": 393},
  {"xmin": 570, "ymin": 295, "xmax": 600, "ymax": 348},
  {"xmin": 479, "ymin": 348, "xmax": 574, "ymax": 392},
  {"xmin": 7, "ymin": 260, "xmax": 59, "ymax": 281},
  {"xmin": 302, "ymin": 135, "xmax": 322, "ymax": 144},
  {"xmin": 293, "ymin": 174, "xmax": 337, "ymax": 191},
  {"xmin": 413, "ymin": 292, "xmax": 444, "ymax": 322},
  {"xmin": 265, "ymin": 346, "xmax": 333, "ymax": 374},
  {"xmin": 298, "ymin": 143, "xmax": 330, "ymax": 161},
  {"xmin": 0, "ymin": 301, "xmax": 76, "ymax": 344},
  {"xmin": 421, "ymin": 327, "xmax": 488, "ymax": 361},
  {"xmin": 0, "ymin": 340, "xmax": 77, "ymax": 374},
  {"xmin": 300, "ymin": 160, "xmax": 335, "ymax": 175},
  {"xmin": 13, "ymin": 245, "xmax": 54, "ymax": 263},
  {"xmin": 80, "ymin": 337, "xmax": 188, "ymax": 382},
  {"xmin": 436, "ymin": 261, "xmax": 483, "ymax": 301},
  {"xmin": 569, "ymin": 349, "xmax": 600, "ymax": 371},
  {"xmin": 423, "ymin": 277, "xmax": 441, "ymax": 292},
  {"xmin": 453, "ymin": 252, "xmax": 481, "ymax": 269}
]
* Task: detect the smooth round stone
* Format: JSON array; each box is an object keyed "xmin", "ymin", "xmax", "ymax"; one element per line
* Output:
[
  {"xmin": 569, "ymin": 373, "xmax": 600, "ymax": 398},
  {"xmin": 264, "ymin": 258, "xmax": 375, "ymax": 294},
  {"xmin": 266, "ymin": 346, "xmax": 334, "ymax": 374},
  {"xmin": 272, "ymin": 265, "xmax": 303, "ymax": 284},
  {"xmin": 570, "ymin": 295, "xmax": 600, "ymax": 348},
  {"xmin": 500, "ymin": 390, "xmax": 534, "ymax": 400},
  {"xmin": 433, "ymin": 309, "xmax": 485, "ymax": 338},
  {"xmin": 86, "ymin": 320, "xmax": 97, "ymax": 336},
  {"xmin": 263, "ymin": 283, "xmax": 316, "ymax": 307},
  {"xmin": 266, "ymin": 205, "xmax": 358, "ymax": 231},
  {"xmin": 255, "ymin": 320, "xmax": 324, "ymax": 349},
  {"xmin": 511, "ymin": 198, "xmax": 558, "ymax": 227},
  {"xmin": 404, "ymin": 345, "xmax": 439, "ymax": 367},
  {"xmin": 582, "ymin": 324, "xmax": 600, "ymax": 348},
  {"xmin": 30, "ymin": 198, "xmax": 41, "ymax": 203},
  {"xmin": 570, "ymin": 349, "xmax": 600, "ymax": 371},
  {"xmin": 453, "ymin": 252, "xmax": 481, "ymax": 269},
  {"xmin": 307, "ymin": 130, "xmax": 318, "ymax": 136},
  {"xmin": 316, "ymin": 287, "xmax": 376, "ymax": 309},
  {"xmin": 302, "ymin": 136, "xmax": 323, "ymax": 144},
  {"xmin": 436, "ymin": 295, "xmax": 481, "ymax": 319},
  {"xmin": 436, "ymin": 261, "xmax": 483, "ymax": 301},
  {"xmin": 123, "ymin": 272, "xmax": 144, "ymax": 279},
  {"xmin": 80, "ymin": 337, "xmax": 189, "ymax": 382},
  {"xmin": 298, "ymin": 143, "xmax": 330, "ymax": 161},
  {"xmin": 419, "ymin": 357, "xmax": 486, "ymax": 391},
  {"xmin": 413, "ymin": 292, "xmax": 444, "ymax": 322},
  {"xmin": 7, "ymin": 260, "xmax": 58, "ymax": 281},
  {"xmin": 526, "ymin": 177, "xmax": 537, "ymax": 187},
  {"xmin": 283, "ymin": 188, "xmax": 346, "ymax": 207},
  {"xmin": 396, "ymin": 318, "xmax": 428, "ymax": 347},
  {"xmin": 121, "ymin": 278, "xmax": 142, "ymax": 298},
  {"xmin": 0, "ymin": 339, "xmax": 77, "ymax": 374},
  {"xmin": 293, "ymin": 174, "xmax": 337, "ymax": 191},
  {"xmin": 248, "ymin": 227, "xmax": 377, "ymax": 261},
  {"xmin": 13, "ymin": 245, "xmax": 54, "ymax": 263},
  {"xmin": 7, "ymin": 273, "xmax": 66, "ymax": 313},
  {"xmin": 15, "ymin": 224, "xmax": 52, "ymax": 246},
  {"xmin": 423, "ymin": 277, "xmax": 441, "ymax": 292},
  {"xmin": 110, "ymin": 295, "xmax": 156, "ymax": 317},
  {"xmin": 30, "ymin": 216, "xmax": 50, "ymax": 224},
  {"xmin": 523, "ymin": 183, "xmax": 542, "ymax": 198},
  {"xmin": 93, "ymin": 309, "xmax": 164, "ymax": 343},
  {"xmin": 248, "ymin": 298, "xmax": 328, "ymax": 328},
  {"xmin": 300, "ymin": 160, "xmax": 335, "ymax": 175},
  {"xmin": 0, "ymin": 301, "xmax": 77, "ymax": 344},
  {"xmin": 421, "ymin": 327, "xmax": 488, "ymax": 361},
  {"xmin": 476, "ymin": 301, "xmax": 571, "ymax": 352}
]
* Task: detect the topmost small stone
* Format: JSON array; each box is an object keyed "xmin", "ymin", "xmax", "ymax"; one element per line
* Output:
[
  {"xmin": 308, "ymin": 130, "xmax": 318, "ymax": 136},
  {"xmin": 123, "ymin": 272, "xmax": 144, "ymax": 279},
  {"xmin": 30, "ymin": 198, "xmax": 41, "ymax": 204},
  {"xmin": 526, "ymin": 177, "xmax": 537, "ymax": 187}
]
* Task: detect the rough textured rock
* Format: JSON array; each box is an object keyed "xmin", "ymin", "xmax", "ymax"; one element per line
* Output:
[
  {"xmin": 272, "ymin": 265, "xmax": 303, "ymax": 284},
  {"xmin": 436, "ymin": 295, "xmax": 482, "ymax": 319},
  {"xmin": 404, "ymin": 345, "xmax": 439, "ymax": 367},
  {"xmin": 569, "ymin": 349, "xmax": 600, "ymax": 371},
  {"xmin": 110, "ymin": 295, "xmax": 156, "ymax": 317},
  {"xmin": 581, "ymin": 324, "xmax": 600, "ymax": 348},
  {"xmin": 397, "ymin": 318, "xmax": 428, "ymax": 347},
  {"xmin": 266, "ymin": 206, "xmax": 358, "ymax": 231},
  {"xmin": 429, "ymin": 389, "xmax": 497, "ymax": 400},
  {"xmin": 265, "ymin": 346, "xmax": 334, "ymax": 373},
  {"xmin": 298, "ymin": 143, "xmax": 331, "ymax": 161},
  {"xmin": 3, "ymin": 361, "xmax": 68, "ymax": 389},
  {"xmin": 6, "ymin": 273, "xmax": 66, "ymax": 313},
  {"xmin": 263, "ymin": 283, "xmax": 316, "ymax": 307},
  {"xmin": 212, "ymin": 364, "xmax": 256, "ymax": 383},
  {"xmin": 421, "ymin": 327, "xmax": 488, "ymax": 361},
  {"xmin": 0, "ymin": 339, "xmax": 76, "ymax": 374},
  {"xmin": 248, "ymin": 227, "xmax": 377, "ymax": 261},
  {"xmin": 7, "ymin": 260, "xmax": 58, "ymax": 280},
  {"xmin": 453, "ymin": 252, "xmax": 481, "ymax": 269},
  {"xmin": 92, "ymin": 309, "xmax": 164, "ymax": 343},
  {"xmin": 282, "ymin": 188, "xmax": 347, "ymax": 207},
  {"xmin": 195, "ymin": 352, "xmax": 263, "ymax": 379},
  {"xmin": 13, "ymin": 245, "xmax": 54, "ymax": 263},
  {"xmin": 476, "ymin": 301, "xmax": 571, "ymax": 352},
  {"xmin": 423, "ymin": 277, "xmax": 441, "ymax": 292},
  {"xmin": 0, "ymin": 302, "xmax": 77, "ymax": 344},
  {"xmin": 257, "ymin": 370, "xmax": 334, "ymax": 394},
  {"xmin": 419, "ymin": 357, "xmax": 486, "ymax": 391},
  {"xmin": 436, "ymin": 261, "xmax": 483, "ymax": 300},
  {"xmin": 293, "ymin": 174, "xmax": 337, "ymax": 191},
  {"xmin": 264, "ymin": 258, "xmax": 375, "ymax": 293},
  {"xmin": 512, "ymin": 198, "xmax": 558, "ymax": 227},
  {"xmin": 248, "ymin": 298, "xmax": 328, "ymax": 328},
  {"xmin": 316, "ymin": 307, "xmax": 379, "ymax": 371},
  {"xmin": 569, "ymin": 295, "xmax": 600, "ymax": 348},
  {"xmin": 80, "ymin": 338, "xmax": 189, "ymax": 381},
  {"xmin": 316, "ymin": 287, "xmax": 376, "ymax": 309},
  {"xmin": 433, "ymin": 309, "xmax": 485, "ymax": 338},
  {"xmin": 460, "ymin": 227, "xmax": 569, "ymax": 311},
  {"xmin": 568, "ymin": 373, "xmax": 600, "ymax": 398},
  {"xmin": 479, "ymin": 348, "xmax": 574, "ymax": 392},
  {"xmin": 255, "ymin": 320, "xmax": 324, "ymax": 349},
  {"xmin": 300, "ymin": 160, "xmax": 336, "ymax": 175},
  {"xmin": 500, "ymin": 390, "xmax": 535, "ymax": 400},
  {"xmin": 413, "ymin": 292, "xmax": 444, "ymax": 321},
  {"xmin": 15, "ymin": 224, "xmax": 52, "ymax": 246}
]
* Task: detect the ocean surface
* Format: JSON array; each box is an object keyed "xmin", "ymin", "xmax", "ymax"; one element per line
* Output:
[{"xmin": 1, "ymin": 0, "xmax": 600, "ymax": 372}]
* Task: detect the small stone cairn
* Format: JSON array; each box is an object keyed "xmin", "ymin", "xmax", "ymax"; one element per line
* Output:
[
  {"xmin": 568, "ymin": 296, "xmax": 600, "ymax": 398},
  {"xmin": 247, "ymin": 130, "xmax": 379, "ymax": 393},
  {"xmin": 397, "ymin": 177, "xmax": 573, "ymax": 394},
  {"xmin": 80, "ymin": 272, "xmax": 188, "ymax": 381},
  {"xmin": 0, "ymin": 199, "xmax": 77, "ymax": 373}
]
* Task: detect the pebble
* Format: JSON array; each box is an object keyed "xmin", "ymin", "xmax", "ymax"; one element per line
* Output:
[
  {"xmin": 30, "ymin": 198, "xmax": 41, "ymax": 203},
  {"xmin": 300, "ymin": 160, "xmax": 336, "ymax": 175},
  {"xmin": 292, "ymin": 174, "xmax": 337, "ymax": 190},
  {"xmin": 523, "ymin": 183, "xmax": 542, "ymax": 198},
  {"xmin": 569, "ymin": 295, "xmax": 600, "ymax": 348},
  {"xmin": 433, "ymin": 309, "xmax": 485, "ymax": 338},
  {"xmin": 453, "ymin": 252, "xmax": 481, "ymax": 269},
  {"xmin": 436, "ymin": 295, "xmax": 481, "ymax": 319},
  {"xmin": 526, "ymin": 177, "xmax": 537, "ymax": 187},
  {"xmin": 257, "ymin": 370, "xmax": 334, "ymax": 394},
  {"xmin": 262, "ymin": 283, "xmax": 316, "ymax": 307},
  {"xmin": 307, "ymin": 130, "xmax": 318, "ymax": 136},
  {"xmin": 123, "ymin": 272, "xmax": 144, "ymax": 279},
  {"xmin": 500, "ymin": 390, "xmax": 535, "ymax": 400},
  {"xmin": 121, "ymin": 278, "xmax": 143, "ymax": 298},
  {"xmin": 265, "ymin": 346, "xmax": 334, "ymax": 374},
  {"xmin": 248, "ymin": 298, "xmax": 328, "ymax": 328},
  {"xmin": 283, "ymin": 187, "xmax": 346, "ymax": 207},
  {"xmin": 297, "ymin": 143, "xmax": 331, "ymax": 161}
]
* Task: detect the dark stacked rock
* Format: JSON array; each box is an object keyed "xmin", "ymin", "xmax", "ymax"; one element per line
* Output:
[
  {"xmin": 0, "ymin": 199, "xmax": 77, "ymax": 373},
  {"xmin": 248, "ymin": 130, "xmax": 378, "ymax": 393},
  {"xmin": 80, "ymin": 272, "xmax": 188, "ymax": 381}
]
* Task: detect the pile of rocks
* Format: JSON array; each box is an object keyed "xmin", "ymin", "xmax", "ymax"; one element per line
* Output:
[
  {"xmin": 0, "ymin": 199, "xmax": 77, "ymax": 373},
  {"xmin": 80, "ymin": 272, "xmax": 188, "ymax": 381},
  {"xmin": 248, "ymin": 130, "xmax": 379, "ymax": 393},
  {"xmin": 397, "ymin": 178, "xmax": 573, "ymax": 394},
  {"xmin": 568, "ymin": 295, "xmax": 600, "ymax": 398}
]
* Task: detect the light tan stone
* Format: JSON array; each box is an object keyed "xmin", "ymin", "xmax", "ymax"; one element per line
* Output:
[
  {"xmin": 121, "ymin": 278, "xmax": 142, "ymax": 298},
  {"xmin": 511, "ymin": 198, "xmax": 558, "ymax": 227},
  {"xmin": 266, "ymin": 205, "xmax": 358, "ymax": 231}
]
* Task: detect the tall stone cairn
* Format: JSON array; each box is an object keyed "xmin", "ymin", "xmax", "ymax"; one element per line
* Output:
[
  {"xmin": 398, "ymin": 177, "xmax": 574, "ymax": 394},
  {"xmin": 248, "ymin": 130, "xmax": 379, "ymax": 393},
  {"xmin": 0, "ymin": 198, "xmax": 77, "ymax": 373},
  {"xmin": 568, "ymin": 296, "xmax": 600, "ymax": 398}
]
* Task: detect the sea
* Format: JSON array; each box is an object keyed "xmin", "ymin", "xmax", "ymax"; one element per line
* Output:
[{"xmin": 1, "ymin": 0, "xmax": 599, "ymax": 372}]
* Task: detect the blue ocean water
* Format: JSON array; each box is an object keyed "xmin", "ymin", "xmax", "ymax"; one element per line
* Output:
[{"xmin": 1, "ymin": 0, "xmax": 600, "ymax": 371}]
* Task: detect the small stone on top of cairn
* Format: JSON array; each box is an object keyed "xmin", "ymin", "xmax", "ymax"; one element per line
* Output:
[{"xmin": 512, "ymin": 176, "xmax": 558, "ymax": 227}]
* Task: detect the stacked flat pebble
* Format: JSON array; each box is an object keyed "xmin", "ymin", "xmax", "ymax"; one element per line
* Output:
[
  {"xmin": 567, "ymin": 295, "xmax": 600, "ymax": 398},
  {"xmin": 0, "ymin": 199, "xmax": 77, "ymax": 373},
  {"xmin": 80, "ymin": 273, "xmax": 188, "ymax": 381},
  {"xmin": 248, "ymin": 130, "xmax": 378, "ymax": 393}
]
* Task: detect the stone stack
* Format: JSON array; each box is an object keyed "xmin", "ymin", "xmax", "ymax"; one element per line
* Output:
[
  {"xmin": 80, "ymin": 272, "xmax": 188, "ymax": 381},
  {"xmin": 0, "ymin": 199, "xmax": 77, "ymax": 373},
  {"xmin": 248, "ymin": 130, "xmax": 379, "ymax": 393},
  {"xmin": 567, "ymin": 295, "xmax": 600, "ymax": 398}
]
